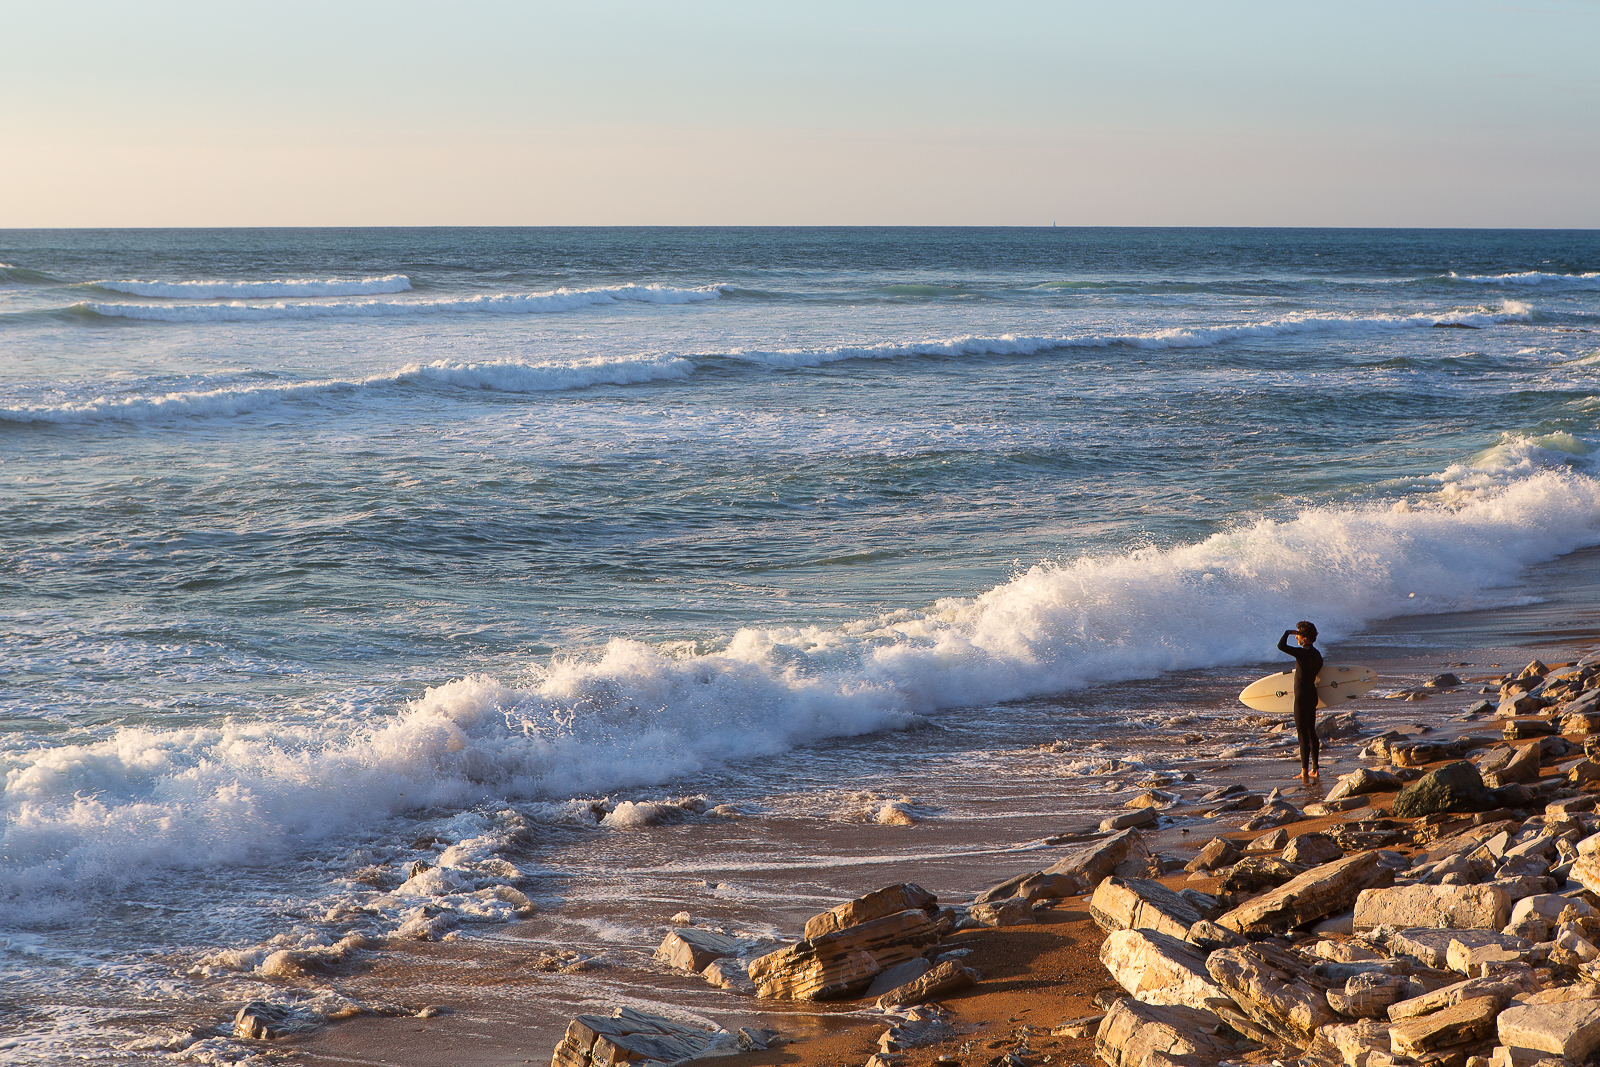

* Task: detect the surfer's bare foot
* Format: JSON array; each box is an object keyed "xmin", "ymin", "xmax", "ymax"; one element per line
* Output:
[{"xmin": 1300, "ymin": 769, "xmax": 1311, "ymax": 783}]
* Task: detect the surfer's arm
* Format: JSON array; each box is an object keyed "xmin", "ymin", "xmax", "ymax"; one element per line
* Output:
[{"xmin": 1277, "ymin": 631, "xmax": 1297, "ymax": 656}]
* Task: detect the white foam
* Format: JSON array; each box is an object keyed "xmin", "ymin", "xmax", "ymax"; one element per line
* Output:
[
  {"xmin": 93, "ymin": 275, "xmax": 414, "ymax": 298},
  {"xmin": 74, "ymin": 283, "xmax": 721, "ymax": 322},
  {"xmin": 4, "ymin": 452, "xmax": 1599, "ymax": 918},
  {"xmin": 1448, "ymin": 271, "xmax": 1600, "ymax": 287}
]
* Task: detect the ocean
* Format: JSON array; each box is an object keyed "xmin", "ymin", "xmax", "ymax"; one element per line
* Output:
[{"xmin": 2, "ymin": 226, "xmax": 1598, "ymax": 1063}]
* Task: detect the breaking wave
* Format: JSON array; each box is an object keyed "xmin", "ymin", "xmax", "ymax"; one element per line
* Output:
[{"xmin": 91, "ymin": 275, "xmax": 414, "ymax": 299}]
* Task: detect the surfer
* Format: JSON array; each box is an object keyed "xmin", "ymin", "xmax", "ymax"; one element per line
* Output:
[{"xmin": 1278, "ymin": 621, "xmax": 1324, "ymax": 782}]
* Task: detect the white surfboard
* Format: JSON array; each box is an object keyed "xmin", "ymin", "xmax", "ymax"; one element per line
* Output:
[{"xmin": 1238, "ymin": 665, "xmax": 1378, "ymax": 714}]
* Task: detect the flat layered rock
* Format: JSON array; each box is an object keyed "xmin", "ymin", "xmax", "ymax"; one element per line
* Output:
[
  {"xmin": 1388, "ymin": 995, "xmax": 1498, "ymax": 1056},
  {"xmin": 748, "ymin": 908, "xmax": 939, "ymax": 1000},
  {"xmin": 1040, "ymin": 829, "xmax": 1151, "ymax": 894},
  {"xmin": 1308, "ymin": 1019, "xmax": 1389, "ymax": 1066},
  {"xmin": 1353, "ymin": 884, "xmax": 1511, "ymax": 933},
  {"xmin": 1183, "ymin": 837, "xmax": 1240, "ymax": 874},
  {"xmin": 1283, "ymin": 832, "xmax": 1343, "ymax": 866},
  {"xmin": 1205, "ymin": 942, "xmax": 1335, "ymax": 1042},
  {"xmin": 1216, "ymin": 850, "xmax": 1394, "ymax": 936},
  {"xmin": 1386, "ymin": 972, "xmax": 1536, "ymax": 1022},
  {"xmin": 1099, "ymin": 929, "xmax": 1227, "ymax": 1011},
  {"xmin": 1101, "ymin": 808, "xmax": 1158, "ymax": 832},
  {"xmin": 550, "ymin": 1007, "xmax": 723, "ymax": 1067},
  {"xmin": 973, "ymin": 870, "xmax": 1079, "ymax": 904},
  {"xmin": 968, "ymin": 895, "xmax": 1034, "ymax": 928},
  {"xmin": 1093, "ymin": 999, "xmax": 1237, "ymax": 1067},
  {"xmin": 1090, "ymin": 877, "xmax": 1204, "ymax": 940},
  {"xmin": 803, "ymin": 883, "xmax": 937, "ymax": 940},
  {"xmin": 1497, "ymin": 1000, "xmax": 1600, "ymax": 1061}
]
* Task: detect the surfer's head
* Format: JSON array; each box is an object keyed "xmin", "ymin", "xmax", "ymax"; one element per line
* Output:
[{"xmin": 1295, "ymin": 620, "xmax": 1318, "ymax": 645}]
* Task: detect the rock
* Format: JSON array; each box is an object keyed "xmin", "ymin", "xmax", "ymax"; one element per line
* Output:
[
  {"xmin": 1446, "ymin": 937, "xmax": 1529, "ymax": 976},
  {"xmin": 1319, "ymin": 711, "xmax": 1364, "ymax": 739},
  {"xmin": 1239, "ymin": 800, "xmax": 1303, "ymax": 832},
  {"xmin": 1039, "ymin": 828, "xmax": 1152, "ymax": 895},
  {"xmin": 1090, "ymin": 877, "xmax": 1204, "ymax": 940},
  {"xmin": 1101, "ymin": 808, "xmax": 1158, "ymax": 832},
  {"xmin": 1499, "ymin": 694, "xmax": 1548, "ymax": 718},
  {"xmin": 549, "ymin": 1007, "xmax": 726, "ymax": 1067},
  {"xmin": 1387, "ymin": 972, "xmax": 1536, "ymax": 1022},
  {"xmin": 1415, "ymin": 822, "xmax": 1522, "ymax": 864},
  {"xmin": 1052, "ymin": 1013, "xmax": 1105, "ymax": 1039},
  {"xmin": 973, "ymin": 870, "xmax": 1079, "ymax": 904},
  {"xmin": 1519, "ymin": 660, "xmax": 1550, "ymax": 680},
  {"xmin": 1306, "ymin": 796, "xmax": 1372, "ymax": 817},
  {"xmin": 1428, "ymin": 674, "xmax": 1463, "ymax": 688},
  {"xmin": 1504, "ymin": 893, "xmax": 1595, "ymax": 941},
  {"xmin": 1461, "ymin": 700, "xmax": 1495, "ymax": 720},
  {"xmin": 1285, "ymin": 832, "xmax": 1344, "ymax": 867},
  {"xmin": 1126, "ymin": 790, "xmax": 1178, "ymax": 809},
  {"xmin": 967, "ymin": 895, "xmax": 1035, "ymax": 928},
  {"xmin": 1353, "ymin": 885, "xmax": 1512, "ymax": 933},
  {"xmin": 1205, "ymin": 941, "xmax": 1335, "ymax": 1042},
  {"xmin": 864, "ymin": 958, "xmax": 931, "ymax": 997},
  {"xmin": 1310, "ymin": 1018, "xmax": 1391, "ymax": 1066},
  {"xmin": 233, "ymin": 1002, "xmax": 306, "ymax": 1040},
  {"xmin": 1569, "ymin": 832, "xmax": 1600, "ymax": 894},
  {"xmin": 1561, "ymin": 710, "xmax": 1600, "ymax": 736},
  {"xmin": 1503, "ymin": 719, "xmax": 1558, "ymax": 740},
  {"xmin": 1569, "ymin": 759, "xmax": 1600, "ymax": 786},
  {"xmin": 1100, "ymin": 928, "xmax": 1229, "ymax": 1010},
  {"xmin": 1185, "ymin": 919, "xmax": 1247, "ymax": 951},
  {"xmin": 1388, "ymin": 928, "xmax": 1532, "ymax": 970},
  {"xmin": 873, "ymin": 960, "xmax": 978, "ymax": 1010},
  {"xmin": 748, "ymin": 908, "xmax": 940, "ymax": 1000},
  {"xmin": 1326, "ymin": 972, "xmax": 1413, "ymax": 1019},
  {"xmin": 655, "ymin": 928, "xmax": 750, "ymax": 973},
  {"xmin": 1217, "ymin": 851, "xmax": 1396, "ymax": 936},
  {"xmin": 1392, "ymin": 762, "xmax": 1496, "ymax": 819},
  {"xmin": 1246, "ymin": 827, "xmax": 1291, "ymax": 852},
  {"xmin": 1495, "ymin": 1000, "xmax": 1600, "ymax": 1061},
  {"xmin": 1093, "ymin": 999, "xmax": 1238, "ymax": 1067},
  {"xmin": 1544, "ymin": 795, "xmax": 1596, "ymax": 815},
  {"xmin": 1388, "ymin": 996, "xmax": 1500, "ymax": 1056},
  {"xmin": 1183, "ymin": 837, "xmax": 1241, "ymax": 873},
  {"xmin": 701, "ymin": 957, "xmax": 755, "ymax": 992},
  {"xmin": 804, "ymin": 883, "xmax": 938, "ymax": 940},
  {"xmin": 1218, "ymin": 855, "xmax": 1306, "ymax": 894}
]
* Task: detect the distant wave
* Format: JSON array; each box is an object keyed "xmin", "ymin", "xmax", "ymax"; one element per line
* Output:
[
  {"xmin": 1, "ymin": 301, "xmax": 1536, "ymax": 426},
  {"xmin": 92, "ymin": 274, "xmax": 414, "ymax": 299},
  {"xmin": 0, "ymin": 356, "xmax": 696, "ymax": 425},
  {"xmin": 723, "ymin": 301, "xmax": 1534, "ymax": 368},
  {"xmin": 1446, "ymin": 271, "xmax": 1600, "ymax": 288},
  {"xmin": 71, "ymin": 284, "xmax": 723, "ymax": 322},
  {"xmin": 0, "ymin": 263, "xmax": 61, "ymax": 285}
]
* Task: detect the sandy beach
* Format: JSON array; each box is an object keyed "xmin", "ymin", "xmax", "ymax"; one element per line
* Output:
[{"xmin": 263, "ymin": 554, "xmax": 1600, "ymax": 1067}]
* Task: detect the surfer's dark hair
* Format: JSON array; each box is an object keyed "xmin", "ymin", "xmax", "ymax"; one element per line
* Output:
[{"xmin": 1296, "ymin": 621, "xmax": 1318, "ymax": 641}]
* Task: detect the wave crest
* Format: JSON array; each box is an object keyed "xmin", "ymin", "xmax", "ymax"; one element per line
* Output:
[{"xmin": 92, "ymin": 274, "xmax": 414, "ymax": 299}]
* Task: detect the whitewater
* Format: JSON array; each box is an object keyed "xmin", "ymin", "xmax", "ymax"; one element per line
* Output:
[{"xmin": 1, "ymin": 225, "xmax": 1598, "ymax": 1064}]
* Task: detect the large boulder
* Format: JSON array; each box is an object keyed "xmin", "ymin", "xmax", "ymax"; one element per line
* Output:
[
  {"xmin": 1496, "ymin": 1000, "xmax": 1600, "ymax": 1061},
  {"xmin": 1352, "ymin": 884, "xmax": 1511, "ymax": 933},
  {"xmin": 1326, "ymin": 767, "xmax": 1402, "ymax": 802},
  {"xmin": 747, "ymin": 908, "xmax": 938, "ymax": 1000},
  {"xmin": 1216, "ymin": 851, "xmax": 1395, "ymax": 936},
  {"xmin": 1093, "ymin": 999, "xmax": 1238, "ymax": 1067},
  {"xmin": 1391, "ymin": 761, "xmax": 1495, "ymax": 818},
  {"xmin": 1099, "ymin": 929, "xmax": 1228, "ymax": 1010},
  {"xmin": 655, "ymin": 929, "xmax": 753, "ymax": 972},
  {"xmin": 1090, "ymin": 878, "xmax": 1204, "ymax": 940},
  {"xmin": 1038, "ymin": 828, "xmax": 1151, "ymax": 894},
  {"xmin": 804, "ymin": 883, "xmax": 937, "ymax": 940}
]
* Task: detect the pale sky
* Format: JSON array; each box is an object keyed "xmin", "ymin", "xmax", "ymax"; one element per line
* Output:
[{"xmin": 4, "ymin": 0, "xmax": 1597, "ymax": 227}]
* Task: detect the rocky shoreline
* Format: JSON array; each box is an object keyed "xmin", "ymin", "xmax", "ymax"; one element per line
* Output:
[{"xmin": 533, "ymin": 651, "xmax": 1600, "ymax": 1067}]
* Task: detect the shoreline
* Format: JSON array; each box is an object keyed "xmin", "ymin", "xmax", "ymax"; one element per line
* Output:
[{"xmin": 271, "ymin": 564, "xmax": 1600, "ymax": 1067}]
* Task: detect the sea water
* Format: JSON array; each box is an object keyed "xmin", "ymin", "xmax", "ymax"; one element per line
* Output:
[{"xmin": 2, "ymin": 227, "xmax": 1599, "ymax": 1062}]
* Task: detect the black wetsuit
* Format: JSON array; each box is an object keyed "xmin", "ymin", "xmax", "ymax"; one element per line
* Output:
[{"xmin": 1278, "ymin": 630, "xmax": 1324, "ymax": 772}]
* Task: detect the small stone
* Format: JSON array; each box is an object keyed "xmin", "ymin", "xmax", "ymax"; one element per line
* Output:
[
  {"xmin": 1101, "ymin": 808, "xmax": 1158, "ymax": 832},
  {"xmin": 1283, "ymin": 832, "xmax": 1343, "ymax": 866},
  {"xmin": 968, "ymin": 896, "xmax": 1035, "ymax": 928},
  {"xmin": 1183, "ymin": 837, "xmax": 1241, "ymax": 873}
]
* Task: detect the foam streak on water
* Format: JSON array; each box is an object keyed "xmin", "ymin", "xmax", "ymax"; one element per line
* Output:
[{"xmin": 1, "ymin": 226, "xmax": 1598, "ymax": 1063}]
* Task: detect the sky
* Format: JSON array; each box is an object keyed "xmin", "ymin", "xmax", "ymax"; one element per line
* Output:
[{"xmin": 3, "ymin": 0, "xmax": 1597, "ymax": 227}]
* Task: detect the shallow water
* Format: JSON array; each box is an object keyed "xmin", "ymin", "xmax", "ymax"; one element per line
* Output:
[{"xmin": 2, "ymin": 227, "xmax": 1599, "ymax": 1062}]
